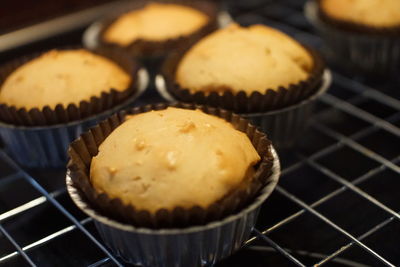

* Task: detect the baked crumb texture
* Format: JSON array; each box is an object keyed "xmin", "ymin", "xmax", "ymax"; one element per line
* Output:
[{"xmin": 90, "ymin": 107, "xmax": 260, "ymax": 213}]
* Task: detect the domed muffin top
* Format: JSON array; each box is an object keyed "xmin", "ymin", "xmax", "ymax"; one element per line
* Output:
[
  {"xmin": 0, "ymin": 49, "xmax": 131, "ymax": 110},
  {"xmin": 103, "ymin": 3, "xmax": 209, "ymax": 46},
  {"xmin": 90, "ymin": 107, "xmax": 261, "ymax": 213},
  {"xmin": 175, "ymin": 24, "xmax": 313, "ymax": 94}
]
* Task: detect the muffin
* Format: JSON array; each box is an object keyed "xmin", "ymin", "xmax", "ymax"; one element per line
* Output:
[
  {"xmin": 67, "ymin": 103, "xmax": 279, "ymax": 266},
  {"xmin": 175, "ymin": 24, "xmax": 314, "ymax": 95},
  {"xmin": 103, "ymin": 3, "xmax": 209, "ymax": 46},
  {"xmin": 160, "ymin": 23, "xmax": 328, "ymax": 148},
  {"xmin": 99, "ymin": 1, "xmax": 218, "ymax": 60},
  {"xmin": 90, "ymin": 107, "xmax": 260, "ymax": 213},
  {"xmin": 306, "ymin": 0, "xmax": 400, "ymax": 74},
  {"xmin": 0, "ymin": 49, "xmax": 131, "ymax": 110},
  {"xmin": 70, "ymin": 105, "xmax": 274, "ymax": 226},
  {"xmin": 319, "ymin": 0, "xmax": 400, "ymax": 31},
  {"xmin": 0, "ymin": 48, "xmax": 146, "ymax": 168}
]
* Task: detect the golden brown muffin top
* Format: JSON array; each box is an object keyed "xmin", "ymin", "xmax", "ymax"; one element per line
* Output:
[
  {"xmin": 103, "ymin": 3, "xmax": 209, "ymax": 46},
  {"xmin": 175, "ymin": 24, "xmax": 313, "ymax": 94},
  {"xmin": 0, "ymin": 49, "xmax": 131, "ymax": 110},
  {"xmin": 320, "ymin": 0, "xmax": 400, "ymax": 28},
  {"xmin": 90, "ymin": 107, "xmax": 260, "ymax": 213}
]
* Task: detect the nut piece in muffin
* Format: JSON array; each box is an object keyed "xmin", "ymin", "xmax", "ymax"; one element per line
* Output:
[
  {"xmin": 103, "ymin": 3, "xmax": 209, "ymax": 47},
  {"xmin": 0, "ymin": 49, "xmax": 131, "ymax": 110},
  {"xmin": 90, "ymin": 107, "xmax": 260, "ymax": 213},
  {"xmin": 175, "ymin": 23, "xmax": 313, "ymax": 94},
  {"xmin": 320, "ymin": 0, "xmax": 400, "ymax": 28}
]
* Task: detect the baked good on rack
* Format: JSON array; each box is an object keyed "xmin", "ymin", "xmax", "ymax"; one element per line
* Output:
[
  {"xmin": 0, "ymin": 49, "xmax": 131, "ymax": 110},
  {"xmin": 103, "ymin": 3, "xmax": 209, "ymax": 46},
  {"xmin": 90, "ymin": 107, "xmax": 260, "ymax": 213},
  {"xmin": 175, "ymin": 23, "xmax": 314, "ymax": 94},
  {"xmin": 319, "ymin": 0, "xmax": 400, "ymax": 28}
]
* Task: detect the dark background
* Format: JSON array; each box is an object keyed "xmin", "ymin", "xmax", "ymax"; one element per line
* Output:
[{"xmin": 0, "ymin": 0, "xmax": 115, "ymax": 34}]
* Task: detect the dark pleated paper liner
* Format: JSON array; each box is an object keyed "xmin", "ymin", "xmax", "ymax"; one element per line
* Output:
[
  {"xmin": 96, "ymin": 0, "xmax": 219, "ymax": 67},
  {"xmin": 68, "ymin": 102, "xmax": 275, "ymax": 228},
  {"xmin": 0, "ymin": 47, "xmax": 149, "ymax": 168},
  {"xmin": 305, "ymin": 0, "xmax": 400, "ymax": 75},
  {"xmin": 161, "ymin": 44, "xmax": 325, "ymax": 114},
  {"xmin": 66, "ymin": 103, "xmax": 280, "ymax": 267}
]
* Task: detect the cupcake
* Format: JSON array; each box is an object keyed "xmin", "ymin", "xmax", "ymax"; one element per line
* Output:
[
  {"xmin": 306, "ymin": 0, "xmax": 400, "ymax": 74},
  {"xmin": 98, "ymin": 1, "xmax": 218, "ymax": 61},
  {"xmin": 0, "ymin": 50, "xmax": 131, "ymax": 112},
  {"xmin": 67, "ymin": 103, "xmax": 280, "ymax": 266},
  {"xmin": 0, "ymin": 48, "xmax": 148, "ymax": 168},
  {"xmin": 159, "ymin": 23, "xmax": 329, "ymax": 148}
]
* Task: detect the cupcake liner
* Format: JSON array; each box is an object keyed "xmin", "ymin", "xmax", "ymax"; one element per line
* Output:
[
  {"xmin": 67, "ymin": 103, "xmax": 275, "ymax": 229},
  {"xmin": 305, "ymin": 0, "xmax": 400, "ymax": 74},
  {"xmin": 0, "ymin": 68, "xmax": 149, "ymax": 168},
  {"xmin": 160, "ymin": 43, "xmax": 325, "ymax": 114},
  {"xmin": 95, "ymin": 0, "xmax": 219, "ymax": 61},
  {"xmin": 66, "ymin": 141, "xmax": 280, "ymax": 267},
  {"xmin": 242, "ymin": 70, "xmax": 331, "ymax": 149}
]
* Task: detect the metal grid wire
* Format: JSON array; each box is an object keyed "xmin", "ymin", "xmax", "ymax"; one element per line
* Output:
[{"xmin": 0, "ymin": 0, "xmax": 399, "ymax": 266}]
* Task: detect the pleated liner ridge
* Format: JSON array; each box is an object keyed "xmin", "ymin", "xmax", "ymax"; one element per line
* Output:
[
  {"xmin": 162, "ymin": 44, "xmax": 325, "ymax": 114},
  {"xmin": 0, "ymin": 47, "xmax": 140, "ymax": 127},
  {"xmin": 67, "ymin": 103, "xmax": 274, "ymax": 229},
  {"xmin": 98, "ymin": 0, "xmax": 219, "ymax": 59}
]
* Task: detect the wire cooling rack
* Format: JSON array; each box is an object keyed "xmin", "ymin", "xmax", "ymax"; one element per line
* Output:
[{"xmin": 0, "ymin": 0, "xmax": 399, "ymax": 266}]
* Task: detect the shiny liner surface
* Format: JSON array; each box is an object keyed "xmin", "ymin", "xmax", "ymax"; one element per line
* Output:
[
  {"xmin": 0, "ymin": 69, "xmax": 149, "ymax": 168},
  {"xmin": 66, "ymin": 147, "xmax": 280, "ymax": 267}
]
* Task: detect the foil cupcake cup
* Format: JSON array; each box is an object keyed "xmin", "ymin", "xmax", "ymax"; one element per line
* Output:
[
  {"xmin": 66, "ymin": 146, "xmax": 280, "ymax": 267},
  {"xmin": 0, "ymin": 68, "xmax": 149, "ymax": 168},
  {"xmin": 155, "ymin": 69, "xmax": 332, "ymax": 149},
  {"xmin": 305, "ymin": 0, "xmax": 400, "ymax": 75}
]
